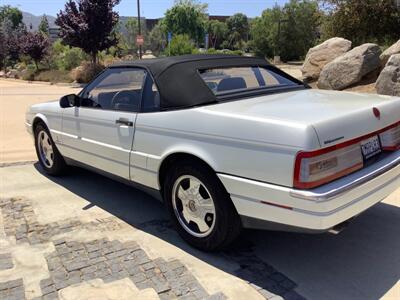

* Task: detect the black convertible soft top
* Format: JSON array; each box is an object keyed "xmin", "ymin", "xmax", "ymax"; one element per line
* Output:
[{"xmin": 111, "ymin": 54, "xmax": 304, "ymax": 109}]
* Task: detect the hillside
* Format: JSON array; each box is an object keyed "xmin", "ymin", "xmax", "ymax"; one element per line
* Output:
[
  {"xmin": 22, "ymin": 11, "xmax": 136, "ymax": 34},
  {"xmin": 22, "ymin": 11, "xmax": 57, "ymax": 31}
]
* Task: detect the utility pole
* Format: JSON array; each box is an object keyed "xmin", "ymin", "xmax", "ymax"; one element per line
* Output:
[
  {"xmin": 137, "ymin": 0, "xmax": 142, "ymax": 59},
  {"xmin": 274, "ymin": 16, "xmax": 288, "ymax": 64}
]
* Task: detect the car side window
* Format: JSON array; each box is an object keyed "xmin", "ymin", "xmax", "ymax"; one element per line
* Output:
[
  {"xmin": 141, "ymin": 75, "xmax": 161, "ymax": 112},
  {"xmin": 80, "ymin": 68, "xmax": 146, "ymax": 112}
]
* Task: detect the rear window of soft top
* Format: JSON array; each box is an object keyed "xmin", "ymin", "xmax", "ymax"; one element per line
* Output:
[{"xmin": 199, "ymin": 66, "xmax": 299, "ymax": 95}]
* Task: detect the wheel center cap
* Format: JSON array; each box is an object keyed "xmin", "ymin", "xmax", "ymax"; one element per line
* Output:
[{"xmin": 188, "ymin": 200, "xmax": 197, "ymax": 212}]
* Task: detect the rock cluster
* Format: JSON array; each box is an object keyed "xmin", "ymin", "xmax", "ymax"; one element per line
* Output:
[
  {"xmin": 301, "ymin": 37, "xmax": 352, "ymax": 82},
  {"xmin": 376, "ymin": 54, "xmax": 400, "ymax": 96},
  {"xmin": 301, "ymin": 39, "xmax": 400, "ymax": 96},
  {"xmin": 317, "ymin": 43, "xmax": 381, "ymax": 90},
  {"xmin": 380, "ymin": 40, "xmax": 400, "ymax": 66}
]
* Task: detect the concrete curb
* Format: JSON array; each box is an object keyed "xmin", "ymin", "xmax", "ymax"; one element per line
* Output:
[
  {"xmin": 0, "ymin": 77, "xmax": 86, "ymax": 88},
  {"xmin": 0, "ymin": 161, "xmax": 36, "ymax": 168}
]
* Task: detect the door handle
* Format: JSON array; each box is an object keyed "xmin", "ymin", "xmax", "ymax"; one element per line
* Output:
[{"xmin": 116, "ymin": 119, "xmax": 133, "ymax": 127}]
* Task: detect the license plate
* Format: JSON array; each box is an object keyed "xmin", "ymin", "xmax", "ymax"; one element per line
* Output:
[{"xmin": 361, "ymin": 135, "xmax": 382, "ymax": 160}]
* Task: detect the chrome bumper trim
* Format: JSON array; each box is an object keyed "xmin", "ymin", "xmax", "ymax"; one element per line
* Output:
[{"xmin": 290, "ymin": 155, "xmax": 400, "ymax": 202}]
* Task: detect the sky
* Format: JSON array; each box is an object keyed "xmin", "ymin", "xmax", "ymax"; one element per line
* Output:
[{"xmin": 3, "ymin": 0, "xmax": 289, "ymax": 18}]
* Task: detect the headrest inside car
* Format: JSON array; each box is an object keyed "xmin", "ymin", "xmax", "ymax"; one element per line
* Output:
[{"xmin": 217, "ymin": 77, "xmax": 247, "ymax": 92}]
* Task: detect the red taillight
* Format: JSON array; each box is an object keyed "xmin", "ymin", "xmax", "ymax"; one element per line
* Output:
[
  {"xmin": 379, "ymin": 123, "xmax": 400, "ymax": 150},
  {"xmin": 294, "ymin": 121, "xmax": 400, "ymax": 189},
  {"xmin": 294, "ymin": 143, "xmax": 364, "ymax": 189}
]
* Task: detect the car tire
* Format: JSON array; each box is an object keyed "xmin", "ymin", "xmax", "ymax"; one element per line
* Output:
[
  {"xmin": 164, "ymin": 160, "xmax": 241, "ymax": 251},
  {"xmin": 34, "ymin": 122, "xmax": 67, "ymax": 176}
]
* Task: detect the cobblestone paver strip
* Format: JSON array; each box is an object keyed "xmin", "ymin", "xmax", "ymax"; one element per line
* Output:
[
  {"xmin": 140, "ymin": 221, "xmax": 306, "ymax": 300},
  {"xmin": 0, "ymin": 253, "xmax": 14, "ymax": 270},
  {"xmin": 0, "ymin": 198, "xmax": 122, "ymax": 245},
  {"xmin": 0, "ymin": 279, "xmax": 26, "ymax": 300},
  {"xmin": 38, "ymin": 238, "xmax": 221, "ymax": 299},
  {"xmin": 0, "ymin": 196, "xmax": 305, "ymax": 299},
  {"xmin": 0, "ymin": 197, "xmax": 226, "ymax": 299}
]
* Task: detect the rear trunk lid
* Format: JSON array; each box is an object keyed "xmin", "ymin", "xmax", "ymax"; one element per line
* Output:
[{"xmin": 202, "ymin": 89, "xmax": 400, "ymax": 148}]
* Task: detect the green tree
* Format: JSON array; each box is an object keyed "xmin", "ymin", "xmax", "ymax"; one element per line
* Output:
[
  {"xmin": 39, "ymin": 15, "xmax": 49, "ymax": 35},
  {"xmin": 250, "ymin": 0, "xmax": 321, "ymax": 61},
  {"xmin": 122, "ymin": 17, "xmax": 146, "ymax": 54},
  {"xmin": 0, "ymin": 5, "xmax": 23, "ymax": 29},
  {"xmin": 146, "ymin": 22, "xmax": 167, "ymax": 55},
  {"xmin": 279, "ymin": 0, "xmax": 321, "ymax": 61},
  {"xmin": 0, "ymin": 26, "xmax": 5, "ymax": 69},
  {"xmin": 226, "ymin": 13, "xmax": 249, "ymax": 49},
  {"xmin": 206, "ymin": 20, "xmax": 227, "ymax": 49},
  {"xmin": 51, "ymin": 39, "xmax": 88, "ymax": 71},
  {"xmin": 320, "ymin": 0, "xmax": 400, "ymax": 46},
  {"xmin": 125, "ymin": 18, "xmax": 139, "ymax": 47},
  {"xmin": 168, "ymin": 34, "xmax": 194, "ymax": 56},
  {"xmin": 250, "ymin": 6, "xmax": 281, "ymax": 58},
  {"xmin": 164, "ymin": 0, "xmax": 207, "ymax": 44}
]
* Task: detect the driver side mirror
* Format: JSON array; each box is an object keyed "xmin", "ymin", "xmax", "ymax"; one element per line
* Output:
[{"xmin": 60, "ymin": 94, "xmax": 80, "ymax": 108}]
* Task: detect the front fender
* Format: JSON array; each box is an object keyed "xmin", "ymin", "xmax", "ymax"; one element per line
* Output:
[
  {"xmin": 31, "ymin": 113, "xmax": 64, "ymax": 146},
  {"xmin": 25, "ymin": 113, "xmax": 49, "ymax": 137},
  {"xmin": 32, "ymin": 113, "xmax": 50, "ymax": 129}
]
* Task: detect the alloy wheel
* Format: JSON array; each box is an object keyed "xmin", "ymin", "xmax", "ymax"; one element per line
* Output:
[
  {"xmin": 172, "ymin": 175, "xmax": 216, "ymax": 238},
  {"xmin": 37, "ymin": 130, "xmax": 54, "ymax": 168}
]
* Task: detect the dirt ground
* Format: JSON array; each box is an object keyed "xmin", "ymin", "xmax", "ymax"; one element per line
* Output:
[{"xmin": 0, "ymin": 80, "xmax": 81, "ymax": 164}]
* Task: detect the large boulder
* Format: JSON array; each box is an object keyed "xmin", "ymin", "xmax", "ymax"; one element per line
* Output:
[
  {"xmin": 380, "ymin": 40, "xmax": 400, "ymax": 67},
  {"xmin": 318, "ymin": 43, "xmax": 382, "ymax": 90},
  {"xmin": 6, "ymin": 69, "xmax": 18, "ymax": 79},
  {"xmin": 301, "ymin": 37, "xmax": 352, "ymax": 82},
  {"xmin": 376, "ymin": 54, "xmax": 400, "ymax": 96}
]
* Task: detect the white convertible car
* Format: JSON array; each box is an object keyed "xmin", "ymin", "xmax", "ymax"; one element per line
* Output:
[{"xmin": 26, "ymin": 55, "xmax": 400, "ymax": 250}]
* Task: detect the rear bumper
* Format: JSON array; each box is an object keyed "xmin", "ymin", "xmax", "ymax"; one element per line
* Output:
[{"xmin": 218, "ymin": 151, "xmax": 400, "ymax": 232}]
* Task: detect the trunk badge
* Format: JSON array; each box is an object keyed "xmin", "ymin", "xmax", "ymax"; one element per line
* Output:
[{"xmin": 373, "ymin": 107, "xmax": 381, "ymax": 119}]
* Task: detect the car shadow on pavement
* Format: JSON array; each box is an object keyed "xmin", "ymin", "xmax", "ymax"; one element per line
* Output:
[{"xmin": 36, "ymin": 163, "xmax": 400, "ymax": 300}]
